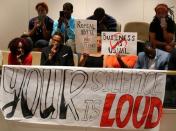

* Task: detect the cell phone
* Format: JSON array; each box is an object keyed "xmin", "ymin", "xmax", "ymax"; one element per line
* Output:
[
  {"xmin": 60, "ymin": 11, "xmax": 64, "ymax": 18},
  {"xmin": 38, "ymin": 15, "xmax": 43, "ymax": 22}
]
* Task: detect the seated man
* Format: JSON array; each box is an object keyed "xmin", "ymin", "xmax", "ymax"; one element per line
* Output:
[
  {"xmin": 87, "ymin": 7, "xmax": 117, "ymax": 33},
  {"xmin": 52, "ymin": 2, "xmax": 75, "ymax": 52},
  {"xmin": 135, "ymin": 42, "xmax": 170, "ymax": 70},
  {"xmin": 40, "ymin": 32, "xmax": 74, "ymax": 66},
  {"xmin": 149, "ymin": 3, "xmax": 175, "ymax": 52}
]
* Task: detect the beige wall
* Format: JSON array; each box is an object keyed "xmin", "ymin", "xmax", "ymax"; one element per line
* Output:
[{"xmin": 0, "ymin": 0, "xmax": 175, "ymax": 49}]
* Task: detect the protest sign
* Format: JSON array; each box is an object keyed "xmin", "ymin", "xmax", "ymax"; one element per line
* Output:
[
  {"xmin": 0, "ymin": 65, "xmax": 165, "ymax": 130},
  {"xmin": 75, "ymin": 19, "xmax": 97, "ymax": 53},
  {"xmin": 101, "ymin": 32, "xmax": 137, "ymax": 55}
]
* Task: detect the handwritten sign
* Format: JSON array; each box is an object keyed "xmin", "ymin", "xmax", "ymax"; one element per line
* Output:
[
  {"xmin": 0, "ymin": 65, "xmax": 165, "ymax": 131},
  {"xmin": 75, "ymin": 19, "xmax": 97, "ymax": 53},
  {"xmin": 101, "ymin": 32, "xmax": 137, "ymax": 55}
]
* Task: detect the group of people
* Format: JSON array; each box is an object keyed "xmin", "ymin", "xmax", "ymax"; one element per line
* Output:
[
  {"xmin": 6, "ymin": 3, "xmax": 176, "ymax": 107},
  {"xmin": 8, "ymin": 2, "xmax": 118, "ymax": 66}
]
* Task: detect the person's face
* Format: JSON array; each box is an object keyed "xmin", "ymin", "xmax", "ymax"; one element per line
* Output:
[
  {"xmin": 37, "ymin": 6, "xmax": 47, "ymax": 17},
  {"xmin": 97, "ymin": 36, "xmax": 101, "ymax": 51},
  {"xmin": 144, "ymin": 46, "xmax": 156, "ymax": 59},
  {"xmin": 96, "ymin": 14, "xmax": 104, "ymax": 22},
  {"xmin": 51, "ymin": 35, "xmax": 62, "ymax": 47},
  {"xmin": 17, "ymin": 42, "xmax": 24, "ymax": 54},
  {"xmin": 156, "ymin": 8, "xmax": 168, "ymax": 19},
  {"xmin": 63, "ymin": 5, "xmax": 72, "ymax": 19}
]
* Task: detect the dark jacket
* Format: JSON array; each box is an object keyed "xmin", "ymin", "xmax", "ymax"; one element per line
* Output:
[{"xmin": 40, "ymin": 44, "xmax": 74, "ymax": 66}]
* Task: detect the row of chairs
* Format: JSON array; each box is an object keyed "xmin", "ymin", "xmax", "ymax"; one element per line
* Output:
[
  {"xmin": 118, "ymin": 21, "xmax": 150, "ymax": 42},
  {"xmin": 122, "ymin": 22, "xmax": 150, "ymax": 54}
]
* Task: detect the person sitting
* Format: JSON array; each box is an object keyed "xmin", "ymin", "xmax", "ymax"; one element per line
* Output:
[
  {"xmin": 104, "ymin": 54, "xmax": 137, "ymax": 68},
  {"xmin": 135, "ymin": 42, "xmax": 170, "ymax": 70},
  {"xmin": 28, "ymin": 2, "xmax": 53, "ymax": 49},
  {"xmin": 87, "ymin": 7, "xmax": 117, "ymax": 34},
  {"xmin": 79, "ymin": 34, "xmax": 137, "ymax": 68},
  {"xmin": 8, "ymin": 37, "xmax": 33, "ymax": 65},
  {"xmin": 40, "ymin": 32, "xmax": 74, "ymax": 66},
  {"xmin": 52, "ymin": 2, "xmax": 75, "ymax": 52},
  {"xmin": 79, "ymin": 35, "xmax": 104, "ymax": 67},
  {"xmin": 149, "ymin": 3, "xmax": 175, "ymax": 52}
]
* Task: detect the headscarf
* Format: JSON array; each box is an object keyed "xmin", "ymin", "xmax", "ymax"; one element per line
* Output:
[{"xmin": 155, "ymin": 4, "xmax": 168, "ymax": 14}]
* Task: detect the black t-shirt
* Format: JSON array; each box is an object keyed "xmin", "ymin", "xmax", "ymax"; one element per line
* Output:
[
  {"xmin": 84, "ymin": 55, "xmax": 104, "ymax": 67},
  {"xmin": 149, "ymin": 16, "xmax": 175, "ymax": 42},
  {"xmin": 40, "ymin": 44, "xmax": 74, "ymax": 66},
  {"xmin": 87, "ymin": 14, "xmax": 117, "ymax": 33},
  {"xmin": 29, "ymin": 16, "xmax": 53, "ymax": 43}
]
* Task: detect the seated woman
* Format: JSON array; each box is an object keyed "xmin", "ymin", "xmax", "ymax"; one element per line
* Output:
[
  {"xmin": 8, "ymin": 37, "xmax": 33, "ymax": 65},
  {"xmin": 79, "ymin": 34, "xmax": 137, "ymax": 68},
  {"xmin": 149, "ymin": 4, "xmax": 175, "ymax": 52},
  {"xmin": 79, "ymin": 35, "xmax": 104, "ymax": 67}
]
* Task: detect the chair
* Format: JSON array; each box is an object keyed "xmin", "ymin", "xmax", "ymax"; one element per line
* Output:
[
  {"xmin": 124, "ymin": 22, "xmax": 150, "ymax": 41},
  {"xmin": 117, "ymin": 22, "xmax": 121, "ymax": 32},
  {"xmin": 1, "ymin": 50, "xmax": 9, "ymax": 65},
  {"xmin": 124, "ymin": 22, "xmax": 150, "ymax": 54},
  {"xmin": 1, "ymin": 50, "xmax": 41, "ymax": 65},
  {"xmin": 31, "ymin": 51, "xmax": 41, "ymax": 65}
]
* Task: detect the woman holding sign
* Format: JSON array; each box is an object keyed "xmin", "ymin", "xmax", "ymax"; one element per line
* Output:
[
  {"xmin": 79, "ymin": 34, "xmax": 137, "ymax": 68},
  {"xmin": 79, "ymin": 34, "xmax": 105, "ymax": 67}
]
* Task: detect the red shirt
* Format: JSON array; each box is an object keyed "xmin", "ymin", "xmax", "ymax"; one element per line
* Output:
[{"xmin": 8, "ymin": 53, "xmax": 32, "ymax": 65}]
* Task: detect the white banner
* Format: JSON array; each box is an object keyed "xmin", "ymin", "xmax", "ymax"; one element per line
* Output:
[
  {"xmin": 0, "ymin": 65, "xmax": 166, "ymax": 130},
  {"xmin": 75, "ymin": 19, "xmax": 97, "ymax": 54},
  {"xmin": 101, "ymin": 32, "xmax": 137, "ymax": 55}
]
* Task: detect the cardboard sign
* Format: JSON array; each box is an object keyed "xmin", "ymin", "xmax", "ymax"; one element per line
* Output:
[
  {"xmin": 101, "ymin": 32, "xmax": 137, "ymax": 55},
  {"xmin": 75, "ymin": 19, "xmax": 97, "ymax": 53}
]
